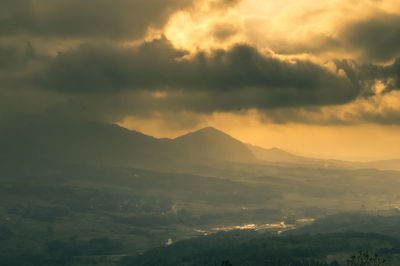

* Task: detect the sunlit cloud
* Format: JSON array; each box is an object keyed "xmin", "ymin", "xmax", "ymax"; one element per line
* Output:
[{"xmin": 2, "ymin": 0, "xmax": 400, "ymax": 159}]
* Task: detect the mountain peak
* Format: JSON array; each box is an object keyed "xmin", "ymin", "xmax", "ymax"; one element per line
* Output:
[
  {"xmin": 192, "ymin": 126, "xmax": 226, "ymax": 135},
  {"xmin": 174, "ymin": 126, "xmax": 229, "ymax": 140},
  {"xmin": 173, "ymin": 126, "xmax": 255, "ymax": 163},
  {"xmin": 197, "ymin": 126, "xmax": 220, "ymax": 132}
]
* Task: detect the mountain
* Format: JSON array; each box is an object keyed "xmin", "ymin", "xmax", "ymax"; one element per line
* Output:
[
  {"xmin": 1, "ymin": 118, "xmax": 166, "ymax": 167},
  {"xmin": 1, "ymin": 120, "xmax": 255, "ymax": 168},
  {"xmin": 3, "ymin": 118, "xmax": 398, "ymax": 172},
  {"xmin": 246, "ymin": 143, "xmax": 400, "ymax": 171},
  {"xmin": 246, "ymin": 144, "xmax": 383, "ymax": 170},
  {"xmin": 355, "ymin": 159, "xmax": 400, "ymax": 171},
  {"xmin": 246, "ymin": 144, "xmax": 313, "ymax": 164},
  {"xmin": 173, "ymin": 127, "xmax": 255, "ymax": 163}
]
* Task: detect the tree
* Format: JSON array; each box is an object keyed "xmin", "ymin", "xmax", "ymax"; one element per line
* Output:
[
  {"xmin": 346, "ymin": 251, "xmax": 385, "ymax": 266},
  {"xmin": 221, "ymin": 260, "xmax": 233, "ymax": 266}
]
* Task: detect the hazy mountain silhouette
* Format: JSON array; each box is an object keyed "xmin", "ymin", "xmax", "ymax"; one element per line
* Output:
[
  {"xmin": 2, "ymin": 119, "xmax": 399, "ymax": 171},
  {"xmin": 245, "ymin": 144, "xmax": 381, "ymax": 170},
  {"xmin": 355, "ymin": 159, "xmax": 400, "ymax": 171},
  {"xmin": 1, "ymin": 120, "xmax": 255, "ymax": 167},
  {"xmin": 1, "ymin": 118, "xmax": 166, "ymax": 166},
  {"xmin": 246, "ymin": 144, "xmax": 312, "ymax": 164},
  {"xmin": 172, "ymin": 127, "xmax": 255, "ymax": 163}
]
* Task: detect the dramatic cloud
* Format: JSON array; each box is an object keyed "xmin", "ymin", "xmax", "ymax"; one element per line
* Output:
[
  {"xmin": 0, "ymin": 0, "xmax": 194, "ymax": 40},
  {"xmin": 233, "ymin": 3, "xmax": 400, "ymax": 64},
  {"xmin": 336, "ymin": 58, "xmax": 400, "ymax": 94},
  {"xmin": 1, "ymin": 0, "xmax": 400, "ymax": 145},
  {"xmin": 29, "ymin": 38, "xmax": 358, "ymax": 108},
  {"xmin": 341, "ymin": 13, "xmax": 400, "ymax": 62},
  {"xmin": 4, "ymin": 35, "xmax": 400, "ymax": 126},
  {"xmin": 0, "ymin": 41, "xmax": 39, "ymax": 71}
]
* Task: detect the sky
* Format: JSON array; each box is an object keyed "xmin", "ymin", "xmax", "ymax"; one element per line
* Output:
[{"xmin": 1, "ymin": 0, "xmax": 400, "ymax": 161}]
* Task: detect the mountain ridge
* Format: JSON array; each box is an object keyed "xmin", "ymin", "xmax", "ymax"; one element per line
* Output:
[
  {"xmin": 2, "ymin": 120, "xmax": 399, "ymax": 171},
  {"xmin": 1, "ymin": 121, "xmax": 256, "ymax": 167}
]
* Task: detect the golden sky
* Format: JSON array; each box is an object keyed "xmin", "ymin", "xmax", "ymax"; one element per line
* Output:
[
  {"xmin": 121, "ymin": 0, "xmax": 400, "ymax": 160},
  {"xmin": 2, "ymin": 0, "xmax": 400, "ymax": 160}
]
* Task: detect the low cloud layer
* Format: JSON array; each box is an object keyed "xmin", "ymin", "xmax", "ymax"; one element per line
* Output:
[
  {"xmin": 1, "ymin": 37, "xmax": 368, "ymax": 122},
  {"xmin": 0, "ymin": 0, "xmax": 194, "ymax": 40},
  {"xmin": 38, "ymin": 38, "xmax": 357, "ymax": 103}
]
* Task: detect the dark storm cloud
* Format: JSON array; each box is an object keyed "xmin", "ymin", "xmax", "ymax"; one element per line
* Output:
[
  {"xmin": 37, "ymin": 38, "xmax": 188, "ymax": 92},
  {"xmin": 4, "ymin": 34, "xmax": 400, "ymax": 126},
  {"xmin": 33, "ymin": 37, "xmax": 359, "ymax": 110},
  {"xmin": 341, "ymin": 13, "xmax": 400, "ymax": 62},
  {"xmin": 335, "ymin": 57, "xmax": 400, "ymax": 93},
  {"xmin": 0, "ymin": 1, "xmax": 399, "ymax": 130},
  {"xmin": 0, "ymin": 0, "xmax": 193, "ymax": 40},
  {"xmin": 0, "ymin": 42, "xmax": 36, "ymax": 70}
]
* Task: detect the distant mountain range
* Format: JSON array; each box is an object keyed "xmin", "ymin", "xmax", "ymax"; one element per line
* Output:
[
  {"xmin": 247, "ymin": 143, "xmax": 400, "ymax": 171},
  {"xmin": 2, "ymin": 119, "xmax": 399, "ymax": 171},
  {"xmin": 1, "ymin": 120, "xmax": 255, "ymax": 168}
]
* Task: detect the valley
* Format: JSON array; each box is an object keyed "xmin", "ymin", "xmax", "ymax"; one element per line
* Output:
[{"xmin": 1, "ymin": 122, "xmax": 400, "ymax": 265}]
